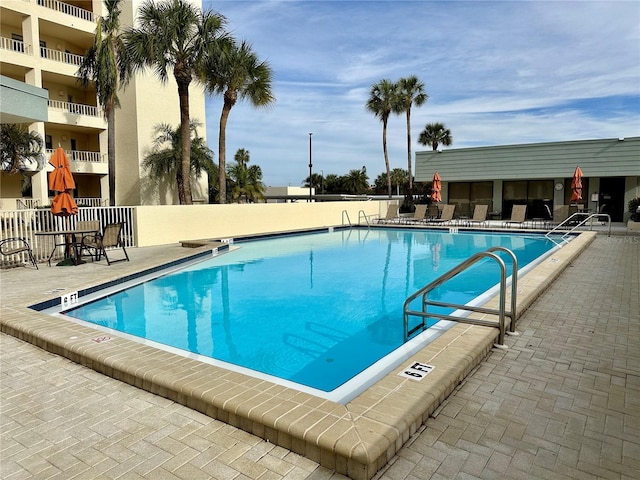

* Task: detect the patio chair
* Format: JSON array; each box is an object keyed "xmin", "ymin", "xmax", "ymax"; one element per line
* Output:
[
  {"xmin": 402, "ymin": 204, "xmax": 428, "ymax": 224},
  {"xmin": 468, "ymin": 204, "xmax": 489, "ymax": 227},
  {"xmin": 502, "ymin": 204, "xmax": 527, "ymax": 228},
  {"xmin": 377, "ymin": 204, "xmax": 401, "ymax": 224},
  {"xmin": 428, "ymin": 204, "xmax": 455, "ymax": 225},
  {"xmin": 80, "ymin": 222, "xmax": 129, "ymax": 265},
  {"xmin": 427, "ymin": 204, "xmax": 439, "ymax": 220},
  {"xmin": 0, "ymin": 237, "xmax": 38, "ymax": 269}
]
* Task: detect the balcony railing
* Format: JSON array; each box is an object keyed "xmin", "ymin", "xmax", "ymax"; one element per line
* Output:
[
  {"xmin": 40, "ymin": 46, "xmax": 84, "ymax": 66},
  {"xmin": 46, "ymin": 149, "xmax": 103, "ymax": 163},
  {"xmin": 0, "ymin": 36, "xmax": 30, "ymax": 54},
  {"xmin": 37, "ymin": 0, "xmax": 94, "ymax": 22},
  {"xmin": 48, "ymin": 99, "xmax": 101, "ymax": 117}
]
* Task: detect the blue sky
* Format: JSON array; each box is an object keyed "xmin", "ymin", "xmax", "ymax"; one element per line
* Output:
[{"xmin": 202, "ymin": 0, "xmax": 640, "ymax": 187}]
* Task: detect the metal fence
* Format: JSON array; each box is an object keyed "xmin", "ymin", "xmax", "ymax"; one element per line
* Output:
[{"xmin": 1, "ymin": 206, "xmax": 135, "ymax": 267}]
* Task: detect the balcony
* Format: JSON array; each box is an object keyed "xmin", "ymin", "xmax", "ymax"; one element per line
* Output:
[
  {"xmin": 0, "ymin": 36, "xmax": 30, "ymax": 55},
  {"xmin": 48, "ymin": 99, "xmax": 100, "ymax": 117},
  {"xmin": 46, "ymin": 148, "xmax": 102, "ymax": 163},
  {"xmin": 40, "ymin": 46, "xmax": 84, "ymax": 67},
  {"xmin": 37, "ymin": 0, "xmax": 94, "ymax": 22}
]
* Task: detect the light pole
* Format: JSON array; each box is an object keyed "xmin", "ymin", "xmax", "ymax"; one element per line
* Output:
[
  {"xmin": 308, "ymin": 132, "xmax": 313, "ymax": 202},
  {"xmin": 320, "ymin": 169, "xmax": 324, "ymax": 194}
]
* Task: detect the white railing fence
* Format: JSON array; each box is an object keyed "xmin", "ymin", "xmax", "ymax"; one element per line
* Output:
[
  {"xmin": 40, "ymin": 46, "xmax": 84, "ymax": 66},
  {"xmin": 44, "ymin": 149, "xmax": 103, "ymax": 163},
  {"xmin": 1, "ymin": 206, "xmax": 135, "ymax": 267},
  {"xmin": 48, "ymin": 99, "xmax": 101, "ymax": 117},
  {"xmin": 37, "ymin": 0, "xmax": 95, "ymax": 22}
]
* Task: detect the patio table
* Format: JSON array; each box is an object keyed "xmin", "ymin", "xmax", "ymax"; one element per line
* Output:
[{"xmin": 35, "ymin": 228, "xmax": 99, "ymax": 266}]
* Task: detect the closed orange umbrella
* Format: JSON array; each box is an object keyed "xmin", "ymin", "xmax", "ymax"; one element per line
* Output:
[
  {"xmin": 51, "ymin": 191, "xmax": 78, "ymax": 217},
  {"xmin": 430, "ymin": 171, "xmax": 442, "ymax": 203},
  {"xmin": 570, "ymin": 166, "xmax": 583, "ymax": 202},
  {"xmin": 49, "ymin": 147, "xmax": 75, "ymax": 192},
  {"xmin": 48, "ymin": 147, "xmax": 78, "ymax": 217}
]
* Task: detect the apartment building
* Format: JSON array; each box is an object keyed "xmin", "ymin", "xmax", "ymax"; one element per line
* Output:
[{"xmin": 0, "ymin": 0, "xmax": 209, "ymax": 209}]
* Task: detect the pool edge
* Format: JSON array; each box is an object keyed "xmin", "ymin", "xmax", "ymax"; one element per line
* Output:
[{"xmin": 0, "ymin": 232, "xmax": 597, "ymax": 480}]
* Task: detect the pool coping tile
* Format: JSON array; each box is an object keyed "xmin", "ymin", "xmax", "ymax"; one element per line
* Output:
[{"xmin": 0, "ymin": 231, "xmax": 597, "ymax": 480}]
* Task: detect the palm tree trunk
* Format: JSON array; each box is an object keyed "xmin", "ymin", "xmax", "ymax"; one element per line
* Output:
[
  {"xmin": 218, "ymin": 102, "xmax": 231, "ymax": 204},
  {"xmin": 177, "ymin": 79, "xmax": 192, "ymax": 205},
  {"xmin": 383, "ymin": 119, "xmax": 392, "ymax": 199},
  {"xmin": 107, "ymin": 109, "xmax": 116, "ymax": 206},
  {"xmin": 406, "ymin": 109, "xmax": 413, "ymax": 194}
]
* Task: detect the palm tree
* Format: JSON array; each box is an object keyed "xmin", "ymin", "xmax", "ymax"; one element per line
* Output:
[
  {"xmin": 418, "ymin": 122, "xmax": 453, "ymax": 151},
  {"xmin": 204, "ymin": 40, "xmax": 274, "ymax": 204},
  {"xmin": 395, "ymin": 76, "xmax": 427, "ymax": 194},
  {"xmin": 227, "ymin": 148, "xmax": 265, "ymax": 203},
  {"xmin": 124, "ymin": 0, "xmax": 229, "ymax": 204},
  {"xmin": 0, "ymin": 124, "xmax": 43, "ymax": 173},
  {"xmin": 304, "ymin": 173, "xmax": 324, "ymax": 193},
  {"xmin": 323, "ymin": 173, "xmax": 342, "ymax": 194},
  {"xmin": 342, "ymin": 167, "xmax": 369, "ymax": 195},
  {"xmin": 366, "ymin": 79, "xmax": 398, "ymax": 198},
  {"xmin": 78, "ymin": 0, "xmax": 130, "ymax": 206},
  {"xmin": 390, "ymin": 167, "xmax": 408, "ymax": 196},
  {"xmin": 142, "ymin": 121, "xmax": 215, "ymax": 202}
]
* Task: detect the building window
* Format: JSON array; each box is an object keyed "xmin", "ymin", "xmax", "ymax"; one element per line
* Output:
[
  {"xmin": 448, "ymin": 181, "xmax": 493, "ymax": 217},
  {"xmin": 503, "ymin": 180, "xmax": 553, "ymax": 219}
]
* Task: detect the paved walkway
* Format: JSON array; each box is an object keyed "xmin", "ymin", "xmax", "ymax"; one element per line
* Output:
[{"xmin": 1, "ymin": 234, "xmax": 638, "ymax": 479}]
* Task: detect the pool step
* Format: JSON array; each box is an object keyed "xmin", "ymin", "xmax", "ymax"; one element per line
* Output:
[{"xmin": 179, "ymin": 239, "xmax": 227, "ymax": 249}]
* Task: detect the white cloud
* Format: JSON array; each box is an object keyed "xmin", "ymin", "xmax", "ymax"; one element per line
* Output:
[{"xmin": 203, "ymin": 0, "xmax": 640, "ymax": 186}]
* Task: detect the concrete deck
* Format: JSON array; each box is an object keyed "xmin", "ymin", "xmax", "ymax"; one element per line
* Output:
[{"xmin": 1, "ymin": 228, "xmax": 638, "ymax": 479}]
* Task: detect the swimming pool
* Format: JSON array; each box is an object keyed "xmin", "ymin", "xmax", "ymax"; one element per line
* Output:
[{"xmin": 57, "ymin": 228, "xmax": 561, "ymax": 400}]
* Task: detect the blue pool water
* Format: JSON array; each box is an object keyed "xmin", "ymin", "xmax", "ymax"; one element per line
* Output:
[{"xmin": 63, "ymin": 228, "xmax": 561, "ymax": 393}]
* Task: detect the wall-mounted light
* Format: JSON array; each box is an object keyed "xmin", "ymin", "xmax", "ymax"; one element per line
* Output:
[
  {"xmin": 58, "ymin": 90, "xmax": 64, "ymax": 97},
  {"xmin": 61, "ymin": 135, "xmax": 67, "ymax": 141}
]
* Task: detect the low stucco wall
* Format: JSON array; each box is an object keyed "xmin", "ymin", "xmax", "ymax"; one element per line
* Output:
[{"xmin": 134, "ymin": 201, "xmax": 391, "ymax": 247}]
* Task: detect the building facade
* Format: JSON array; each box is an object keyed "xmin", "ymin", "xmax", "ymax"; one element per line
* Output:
[
  {"xmin": 0, "ymin": 0, "xmax": 208, "ymax": 209},
  {"xmin": 415, "ymin": 137, "xmax": 640, "ymax": 222}
]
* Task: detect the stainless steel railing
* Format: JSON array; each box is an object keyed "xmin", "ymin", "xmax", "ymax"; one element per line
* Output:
[
  {"xmin": 403, "ymin": 246, "xmax": 518, "ymax": 348},
  {"xmin": 545, "ymin": 212, "xmax": 611, "ymax": 244}
]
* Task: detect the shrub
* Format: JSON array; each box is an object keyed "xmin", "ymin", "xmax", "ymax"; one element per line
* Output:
[{"xmin": 629, "ymin": 197, "xmax": 640, "ymax": 221}]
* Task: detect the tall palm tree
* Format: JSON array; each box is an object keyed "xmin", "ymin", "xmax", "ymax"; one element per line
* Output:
[
  {"xmin": 78, "ymin": 0, "xmax": 130, "ymax": 206},
  {"xmin": 124, "ymin": 0, "xmax": 229, "ymax": 204},
  {"xmin": 418, "ymin": 122, "xmax": 453, "ymax": 151},
  {"xmin": 142, "ymin": 121, "xmax": 215, "ymax": 202},
  {"xmin": 204, "ymin": 40, "xmax": 274, "ymax": 204},
  {"xmin": 0, "ymin": 124, "xmax": 43, "ymax": 173},
  {"xmin": 227, "ymin": 148, "xmax": 265, "ymax": 203},
  {"xmin": 366, "ymin": 79, "xmax": 397, "ymax": 198},
  {"xmin": 395, "ymin": 76, "xmax": 428, "ymax": 194}
]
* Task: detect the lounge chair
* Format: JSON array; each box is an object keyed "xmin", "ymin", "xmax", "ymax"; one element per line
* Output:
[
  {"xmin": 377, "ymin": 204, "xmax": 401, "ymax": 224},
  {"xmin": 502, "ymin": 204, "xmax": 527, "ymax": 228},
  {"xmin": 427, "ymin": 204, "xmax": 439, "ymax": 220},
  {"xmin": 428, "ymin": 204, "xmax": 455, "ymax": 225},
  {"xmin": 0, "ymin": 237, "xmax": 38, "ymax": 269},
  {"xmin": 468, "ymin": 204, "xmax": 489, "ymax": 227},
  {"xmin": 402, "ymin": 204, "xmax": 428, "ymax": 224},
  {"xmin": 80, "ymin": 222, "xmax": 129, "ymax": 265}
]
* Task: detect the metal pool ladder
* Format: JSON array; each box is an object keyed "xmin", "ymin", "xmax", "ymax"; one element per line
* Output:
[{"xmin": 403, "ymin": 246, "xmax": 519, "ymax": 348}]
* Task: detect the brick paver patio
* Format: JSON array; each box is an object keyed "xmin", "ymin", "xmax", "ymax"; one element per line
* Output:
[{"xmin": 1, "ymin": 234, "xmax": 638, "ymax": 479}]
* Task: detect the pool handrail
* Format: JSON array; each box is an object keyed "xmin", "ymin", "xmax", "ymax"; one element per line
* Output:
[
  {"xmin": 403, "ymin": 246, "xmax": 518, "ymax": 348},
  {"xmin": 545, "ymin": 212, "xmax": 611, "ymax": 243}
]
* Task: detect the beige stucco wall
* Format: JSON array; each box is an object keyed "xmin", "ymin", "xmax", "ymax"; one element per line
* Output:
[{"xmin": 134, "ymin": 201, "xmax": 388, "ymax": 247}]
